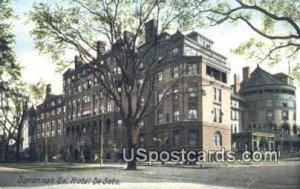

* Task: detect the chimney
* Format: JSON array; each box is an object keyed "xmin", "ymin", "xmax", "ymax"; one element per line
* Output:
[
  {"xmin": 243, "ymin": 67, "xmax": 250, "ymax": 81},
  {"xmin": 96, "ymin": 41, "xmax": 106, "ymax": 58},
  {"xmin": 123, "ymin": 31, "xmax": 134, "ymax": 43},
  {"xmin": 46, "ymin": 84, "xmax": 51, "ymax": 97},
  {"xmin": 74, "ymin": 55, "xmax": 82, "ymax": 69},
  {"xmin": 75, "ymin": 55, "xmax": 79, "ymax": 68},
  {"xmin": 144, "ymin": 19, "xmax": 157, "ymax": 43},
  {"xmin": 233, "ymin": 74, "xmax": 240, "ymax": 94}
]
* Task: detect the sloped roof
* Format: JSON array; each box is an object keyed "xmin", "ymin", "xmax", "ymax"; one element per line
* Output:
[{"xmin": 241, "ymin": 65, "xmax": 284, "ymax": 88}]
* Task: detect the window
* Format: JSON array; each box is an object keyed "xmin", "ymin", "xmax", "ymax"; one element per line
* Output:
[
  {"xmin": 51, "ymin": 127, "xmax": 55, "ymax": 137},
  {"xmin": 206, "ymin": 65, "xmax": 227, "ymax": 83},
  {"xmin": 214, "ymin": 108, "xmax": 222, "ymax": 123},
  {"xmin": 107, "ymin": 103, "xmax": 112, "ymax": 112},
  {"xmin": 173, "ymin": 110, "xmax": 180, "ymax": 121},
  {"xmin": 139, "ymin": 135, "xmax": 145, "ymax": 147},
  {"xmin": 113, "ymin": 66, "xmax": 121, "ymax": 75},
  {"xmin": 188, "ymin": 130, "xmax": 198, "ymax": 146},
  {"xmin": 213, "ymin": 132, "xmax": 222, "ymax": 146},
  {"xmin": 267, "ymin": 111, "xmax": 273, "ymax": 120},
  {"xmin": 139, "ymin": 121, "xmax": 144, "ymax": 128},
  {"xmin": 172, "ymin": 47, "xmax": 179, "ymax": 56},
  {"xmin": 158, "ymin": 72, "xmax": 163, "ymax": 81},
  {"xmin": 288, "ymin": 100, "xmax": 295, "ymax": 108},
  {"xmin": 83, "ymin": 95, "xmax": 91, "ymax": 103},
  {"xmin": 267, "ymin": 99, "xmax": 273, "ymax": 107},
  {"xmin": 184, "ymin": 46, "xmax": 197, "ymax": 56},
  {"xmin": 213, "ymin": 88, "xmax": 221, "ymax": 102},
  {"xmin": 138, "ymin": 79, "xmax": 144, "ymax": 85},
  {"xmin": 231, "ymin": 110, "xmax": 236, "ymax": 120},
  {"xmin": 282, "ymin": 111, "xmax": 288, "ymax": 120},
  {"xmin": 282, "ymin": 125, "xmax": 290, "ymax": 135},
  {"xmin": 173, "ymin": 131, "xmax": 180, "ymax": 146},
  {"xmin": 158, "ymin": 91, "xmax": 163, "ymax": 102},
  {"xmin": 173, "ymin": 66, "xmax": 179, "ymax": 78},
  {"xmin": 187, "ymin": 63, "xmax": 198, "ymax": 75},
  {"xmin": 188, "ymin": 109, "xmax": 197, "ymax": 119},
  {"xmin": 57, "ymin": 127, "xmax": 62, "ymax": 135},
  {"xmin": 57, "ymin": 119, "xmax": 62, "ymax": 126},
  {"xmin": 83, "ymin": 82, "xmax": 88, "ymax": 90},
  {"xmin": 100, "ymin": 105, "xmax": 105, "ymax": 113},
  {"xmin": 188, "ymin": 82, "xmax": 197, "ymax": 98},
  {"xmin": 117, "ymin": 120, "xmax": 122, "ymax": 128},
  {"xmin": 57, "ymin": 107, "xmax": 61, "ymax": 115},
  {"xmin": 282, "ymin": 99, "xmax": 288, "ymax": 107},
  {"xmin": 158, "ymin": 111, "xmax": 164, "ymax": 124},
  {"xmin": 173, "ymin": 86, "xmax": 179, "ymax": 101},
  {"xmin": 231, "ymin": 124, "xmax": 237, "ymax": 134},
  {"xmin": 138, "ymin": 62, "xmax": 144, "ymax": 70}
]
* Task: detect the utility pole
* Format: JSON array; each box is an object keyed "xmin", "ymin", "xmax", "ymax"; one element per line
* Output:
[
  {"xmin": 99, "ymin": 114, "xmax": 104, "ymax": 166},
  {"xmin": 45, "ymin": 129, "xmax": 48, "ymax": 165}
]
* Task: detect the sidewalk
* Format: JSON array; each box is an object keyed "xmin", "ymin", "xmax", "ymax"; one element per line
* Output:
[{"xmin": 1, "ymin": 157, "xmax": 299, "ymax": 172}]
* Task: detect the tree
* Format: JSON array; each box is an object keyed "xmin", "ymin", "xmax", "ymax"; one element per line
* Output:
[
  {"xmin": 28, "ymin": 0, "xmax": 208, "ymax": 169},
  {"xmin": 0, "ymin": 0, "xmax": 22, "ymax": 162},
  {"xmin": 0, "ymin": 89, "xmax": 28, "ymax": 162},
  {"xmin": 0, "ymin": 82, "xmax": 45, "ymax": 162},
  {"xmin": 0, "ymin": 0, "xmax": 21, "ymax": 87},
  {"xmin": 197, "ymin": 0, "xmax": 300, "ymax": 80}
]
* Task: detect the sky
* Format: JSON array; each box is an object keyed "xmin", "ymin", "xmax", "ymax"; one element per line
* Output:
[{"xmin": 11, "ymin": 0, "xmax": 300, "ymax": 124}]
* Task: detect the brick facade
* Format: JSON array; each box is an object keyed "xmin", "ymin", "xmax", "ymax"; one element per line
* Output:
[{"xmin": 29, "ymin": 26, "xmax": 233, "ymax": 162}]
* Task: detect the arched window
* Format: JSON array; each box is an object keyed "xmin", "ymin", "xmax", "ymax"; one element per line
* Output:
[
  {"xmin": 282, "ymin": 125, "xmax": 290, "ymax": 135},
  {"xmin": 173, "ymin": 130, "xmax": 180, "ymax": 146},
  {"xmin": 213, "ymin": 131, "xmax": 222, "ymax": 146},
  {"xmin": 139, "ymin": 134, "xmax": 145, "ymax": 147}
]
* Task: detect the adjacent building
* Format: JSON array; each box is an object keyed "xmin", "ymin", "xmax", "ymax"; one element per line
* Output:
[{"xmin": 232, "ymin": 65, "xmax": 300, "ymax": 154}]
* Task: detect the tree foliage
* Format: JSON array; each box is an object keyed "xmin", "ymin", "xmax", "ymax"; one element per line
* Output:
[
  {"xmin": 0, "ymin": 0, "xmax": 21, "ymax": 90},
  {"xmin": 198, "ymin": 0, "xmax": 300, "ymax": 80},
  {"xmin": 28, "ymin": 0, "xmax": 209, "ymax": 169},
  {"xmin": 0, "ymin": 0, "xmax": 46, "ymax": 162}
]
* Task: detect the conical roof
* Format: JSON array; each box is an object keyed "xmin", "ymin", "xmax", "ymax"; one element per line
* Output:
[{"xmin": 241, "ymin": 65, "xmax": 284, "ymax": 88}]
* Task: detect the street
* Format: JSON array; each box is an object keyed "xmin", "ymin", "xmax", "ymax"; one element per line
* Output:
[{"xmin": 0, "ymin": 161, "xmax": 299, "ymax": 189}]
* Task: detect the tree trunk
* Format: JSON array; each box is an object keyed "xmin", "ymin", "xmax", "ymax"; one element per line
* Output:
[
  {"xmin": 4, "ymin": 141, "xmax": 9, "ymax": 162},
  {"xmin": 126, "ymin": 125, "xmax": 139, "ymax": 170},
  {"xmin": 16, "ymin": 125, "xmax": 22, "ymax": 162}
]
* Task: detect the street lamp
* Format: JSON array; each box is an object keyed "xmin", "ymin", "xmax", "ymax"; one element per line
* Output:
[
  {"xmin": 45, "ymin": 128, "xmax": 48, "ymax": 165},
  {"xmin": 99, "ymin": 113, "xmax": 104, "ymax": 166}
]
